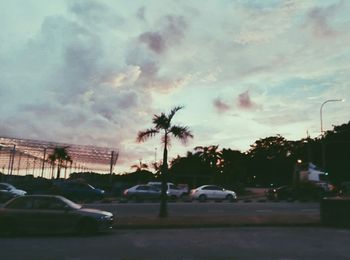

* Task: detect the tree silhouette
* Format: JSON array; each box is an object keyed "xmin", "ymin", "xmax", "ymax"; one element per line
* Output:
[
  {"xmin": 130, "ymin": 161, "xmax": 149, "ymax": 172},
  {"xmin": 137, "ymin": 106, "xmax": 193, "ymax": 218},
  {"xmin": 48, "ymin": 146, "xmax": 72, "ymax": 179}
]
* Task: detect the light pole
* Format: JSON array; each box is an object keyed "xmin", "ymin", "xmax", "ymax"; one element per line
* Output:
[
  {"xmin": 319, "ymin": 99, "xmax": 344, "ymax": 171},
  {"xmin": 320, "ymin": 99, "xmax": 343, "ymax": 134}
]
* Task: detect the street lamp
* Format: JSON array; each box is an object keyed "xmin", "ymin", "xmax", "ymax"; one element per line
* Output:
[
  {"xmin": 320, "ymin": 99, "xmax": 344, "ymax": 134},
  {"xmin": 319, "ymin": 99, "xmax": 344, "ymax": 171}
]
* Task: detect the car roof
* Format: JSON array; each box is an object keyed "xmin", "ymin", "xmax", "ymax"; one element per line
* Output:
[{"xmin": 13, "ymin": 194, "xmax": 64, "ymax": 199}]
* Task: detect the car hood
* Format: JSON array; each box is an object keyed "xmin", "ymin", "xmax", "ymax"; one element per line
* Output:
[
  {"xmin": 10, "ymin": 189, "xmax": 27, "ymax": 196},
  {"xmin": 79, "ymin": 208, "xmax": 113, "ymax": 217}
]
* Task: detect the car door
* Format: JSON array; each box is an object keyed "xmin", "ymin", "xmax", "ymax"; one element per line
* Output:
[
  {"xmin": 213, "ymin": 186, "xmax": 225, "ymax": 199},
  {"xmin": 3, "ymin": 196, "xmax": 40, "ymax": 232},
  {"xmin": 32, "ymin": 197, "xmax": 76, "ymax": 233},
  {"xmin": 202, "ymin": 186, "xmax": 215, "ymax": 199}
]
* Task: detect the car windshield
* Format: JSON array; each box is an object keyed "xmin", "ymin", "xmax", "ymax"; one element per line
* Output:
[
  {"xmin": 59, "ymin": 196, "xmax": 82, "ymax": 209},
  {"xmin": 0, "ymin": 183, "xmax": 15, "ymax": 190}
]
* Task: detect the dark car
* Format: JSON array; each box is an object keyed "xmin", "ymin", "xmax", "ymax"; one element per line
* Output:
[
  {"xmin": 0, "ymin": 195, "xmax": 114, "ymax": 235},
  {"xmin": 52, "ymin": 181, "xmax": 105, "ymax": 202},
  {"xmin": 123, "ymin": 184, "xmax": 161, "ymax": 201},
  {"xmin": 267, "ymin": 183, "xmax": 330, "ymax": 201},
  {"xmin": 0, "ymin": 183, "xmax": 27, "ymax": 203}
]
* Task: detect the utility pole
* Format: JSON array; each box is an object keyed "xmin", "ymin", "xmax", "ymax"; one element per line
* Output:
[{"xmin": 41, "ymin": 148, "xmax": 46, "ymax": 178}]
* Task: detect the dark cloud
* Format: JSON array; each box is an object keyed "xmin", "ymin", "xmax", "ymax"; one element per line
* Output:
[
  {"xmin": 213, "ymin": 98, "xmax": 230, "ymax": 113},
  {"xmin": 138, "ymin": 15, "xmax": 187, "ymax": 54},
  {"xmin": 237, "ymin": 90, "xmax": 260, "ymax": 110},
  {"xmin": 139, "ymin": 32, "xmax": 165, "ymax": 54}
]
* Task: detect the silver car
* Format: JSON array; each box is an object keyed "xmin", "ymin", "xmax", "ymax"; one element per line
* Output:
[
  {"xmin": 123, "ymin": 184, "xmax": 161, "ymax": 201},
  {"xmin": 190, "ymin": 185, "xmax": 237, "ymax": 202},
  {"xmin": 0, "ymin": 195, "xmax": 114, "ymax": 235},
  {"xmin": 0, "ymin": 183, "xmax": 27, "ymax": 202}
]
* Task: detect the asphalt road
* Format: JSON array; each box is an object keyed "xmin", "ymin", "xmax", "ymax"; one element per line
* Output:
[
  {"xmin": 85, "ymin": 201, "xmax": 320, "ymax": 218},
  {"xmin": 1, "ymin": 227, "xmax": 349, "ymax": 259}
]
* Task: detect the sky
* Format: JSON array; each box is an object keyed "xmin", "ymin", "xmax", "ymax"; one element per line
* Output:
[{"xmin": 1, "ymin": 0, "xmax": 349, "ymax": 174}]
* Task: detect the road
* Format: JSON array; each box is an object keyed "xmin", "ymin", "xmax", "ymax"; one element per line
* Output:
[
  {"xmin": 1, "ymin": 227, "xmax": 349, "ymax": 259},
  {"xmin": 85, "ymin": 201, "xmax": 320, "ymax": 218}
]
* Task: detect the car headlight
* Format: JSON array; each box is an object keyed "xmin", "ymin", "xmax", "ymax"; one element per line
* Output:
[{"xmin": 99, "ymin": 215, "xmax": 113, "ymax": 221}]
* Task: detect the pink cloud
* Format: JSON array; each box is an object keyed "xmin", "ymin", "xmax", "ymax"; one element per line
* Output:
[
  {"xmin": 213, "ymin": 98, "xmax": 230, "ymax": 113},
  {"xmin": 138, "ymin": 15, "xmax": 187, "ymax": 54},
  {"xmin": 237, "ymin": 90, "xmax": 260, "ymax": 110}
]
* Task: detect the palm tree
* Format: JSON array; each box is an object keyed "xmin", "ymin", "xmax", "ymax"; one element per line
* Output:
[
  {"xmin": 48, "ymin": 146, "xmax": 72, "ymax": 179},
  {"xmin": 130, "ymin": 160, "xmax": 149, "ymax": 172},
  {"xmin": 137, "ymin": 106, "xmax": 193, "ymax": 217}
]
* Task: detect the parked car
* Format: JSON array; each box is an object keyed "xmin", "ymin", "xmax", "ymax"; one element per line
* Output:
[
  {"xmin": 0, "ymin": 195, "xmax": 114, "ymax": 235},
  {"xmin": 123, "ymin": 184, "xmax": 161, "ymax": 201},
  {"xmin": 267, "ymin": 183, "xmax": 332, "ymax": 201},
  {"xmin": 52, "ymin": 181, "xmax": 105, "ymax": 202},
  {"xmin": 190, "ymin": 185, "xmax": 237, "ymax": 202},
  {"xmin": 148, "ymin": 182, "xmax": 188, "ymax": 200},
  {"xmin": 0, "ymin": 183, "xmax": 27, "ymax": 203}
]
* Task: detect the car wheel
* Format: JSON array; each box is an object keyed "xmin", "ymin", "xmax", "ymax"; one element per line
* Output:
[
  {"xmin": 198, "ymin": 194, "xmax": 207, "ymax": 202},
  {"xmin": 77, "ymin": 218, "xmax": 98, "ymax": 235},
  {"xmin": 226, "ymin": 194, "xmax": 234, "ymax": 202}
]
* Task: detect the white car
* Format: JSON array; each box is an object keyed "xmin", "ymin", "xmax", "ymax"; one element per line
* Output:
[
  {"xmin": 190, "ymin": 185, "xmax": 237, "ymax": 202},
  {"xmin": 0, "ymin": 183, "xmax": 27, "ymax": 202},
  {"xmin": 148, "ymin": 182, "xmax": 188, "ymax": 200}
]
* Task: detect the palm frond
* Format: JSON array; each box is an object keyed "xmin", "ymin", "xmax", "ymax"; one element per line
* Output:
[
  {"xmin": 168, "ymin": 106, "xmax": 183, "ymax": 122},
  {"xmin": 136, "ymin": 128, "xmax": 159, "ymax": 143},
  {"xmin": 152, "ymin": 113, "xmax": 170, "ymax": 129},
  {"xmin": 170, "ymin": 125, "xmax": 193, "ymax": 144}
]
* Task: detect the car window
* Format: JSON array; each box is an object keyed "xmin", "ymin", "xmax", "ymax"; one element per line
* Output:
[
  {"xmin": 169, "ymin": 184, "xmax": 179, "ymax": 190},
  {"xmin": 5, "ymin": 197, "xmax": 33, "ymax": 209},
  {"xmin": 202, "ymin": 186, "xmax": 215, "ymax": 190},
  {"xmin": 136, "ymin": 185, "xmax": 148, "ymax": 190},
  {"xmin": 0, "ymin": 184, "xmax": 9, "ymax": 190},
  {"xmin": 32, "ymin": 197, "xmax": 66, "ymax": 210}
]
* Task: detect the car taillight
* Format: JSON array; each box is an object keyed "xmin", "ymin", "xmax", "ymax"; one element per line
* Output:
[{"xmin": 123, "ymin": 190, "xmax": 128, "ymax": 196}]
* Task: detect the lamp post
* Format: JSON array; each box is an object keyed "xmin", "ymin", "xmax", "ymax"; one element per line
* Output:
[
  {"xmin": 320, "ymin": 99, "xmax": 343, "ymax": 134},
  {"xmin": 319, "ymin": 99, "xmax": 344, "ymax": 171}
]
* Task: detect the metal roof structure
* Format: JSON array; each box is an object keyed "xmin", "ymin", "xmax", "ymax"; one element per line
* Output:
[{"xmin": 0, "ymin": 136, "xmax": 118, "ymax": 178}]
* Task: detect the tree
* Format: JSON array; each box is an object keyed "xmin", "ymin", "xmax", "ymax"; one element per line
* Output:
[
  {"xmin": 194, "ymin": 145, "xmax": 221, "ymax": 169},
  {"xmin": 130, "ymin": 161, "xmax": 149, "ymax": 172},
  {"xmin": 137, "ymin": 106, "xmax": 193, "ymax": 217},
  {"xmin": 48, "ymin": 146, "xmax": 72, "ymax": 179}
]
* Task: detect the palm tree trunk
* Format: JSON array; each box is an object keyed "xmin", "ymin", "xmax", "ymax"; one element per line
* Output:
[
  {"xmin": 56, "ymin": 165, "xmax": 61, "ymax": 179},
  {"xmin": 159, "ymin": 138, "xmax": 168, "ymax": 218}
]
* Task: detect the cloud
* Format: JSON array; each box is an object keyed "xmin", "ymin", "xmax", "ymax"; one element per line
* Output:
[
  {"xmin": 1, "ymin": 0, "xmax": 350, "ymax": 173},
  {"xmin": 305, "ymin": 1, "xmax": 344, "ymax": 38},
  {"xmin": 213, "ymin": 98, "xmax": 231, "ymax": 113},
  {"xmin": 233, "ymin": 1, "xmax": 304, "ymax": 45},
  {"xmin": 138, "ymin": 15, "xmax": 187, "ymax": 54},
  {"xmin": 237, "ymin": 91, "xmax": 261, "ymax": 110},
  {"xmin": 139, "ymin": 32, "xmax": 165, "ymax": 54}
]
